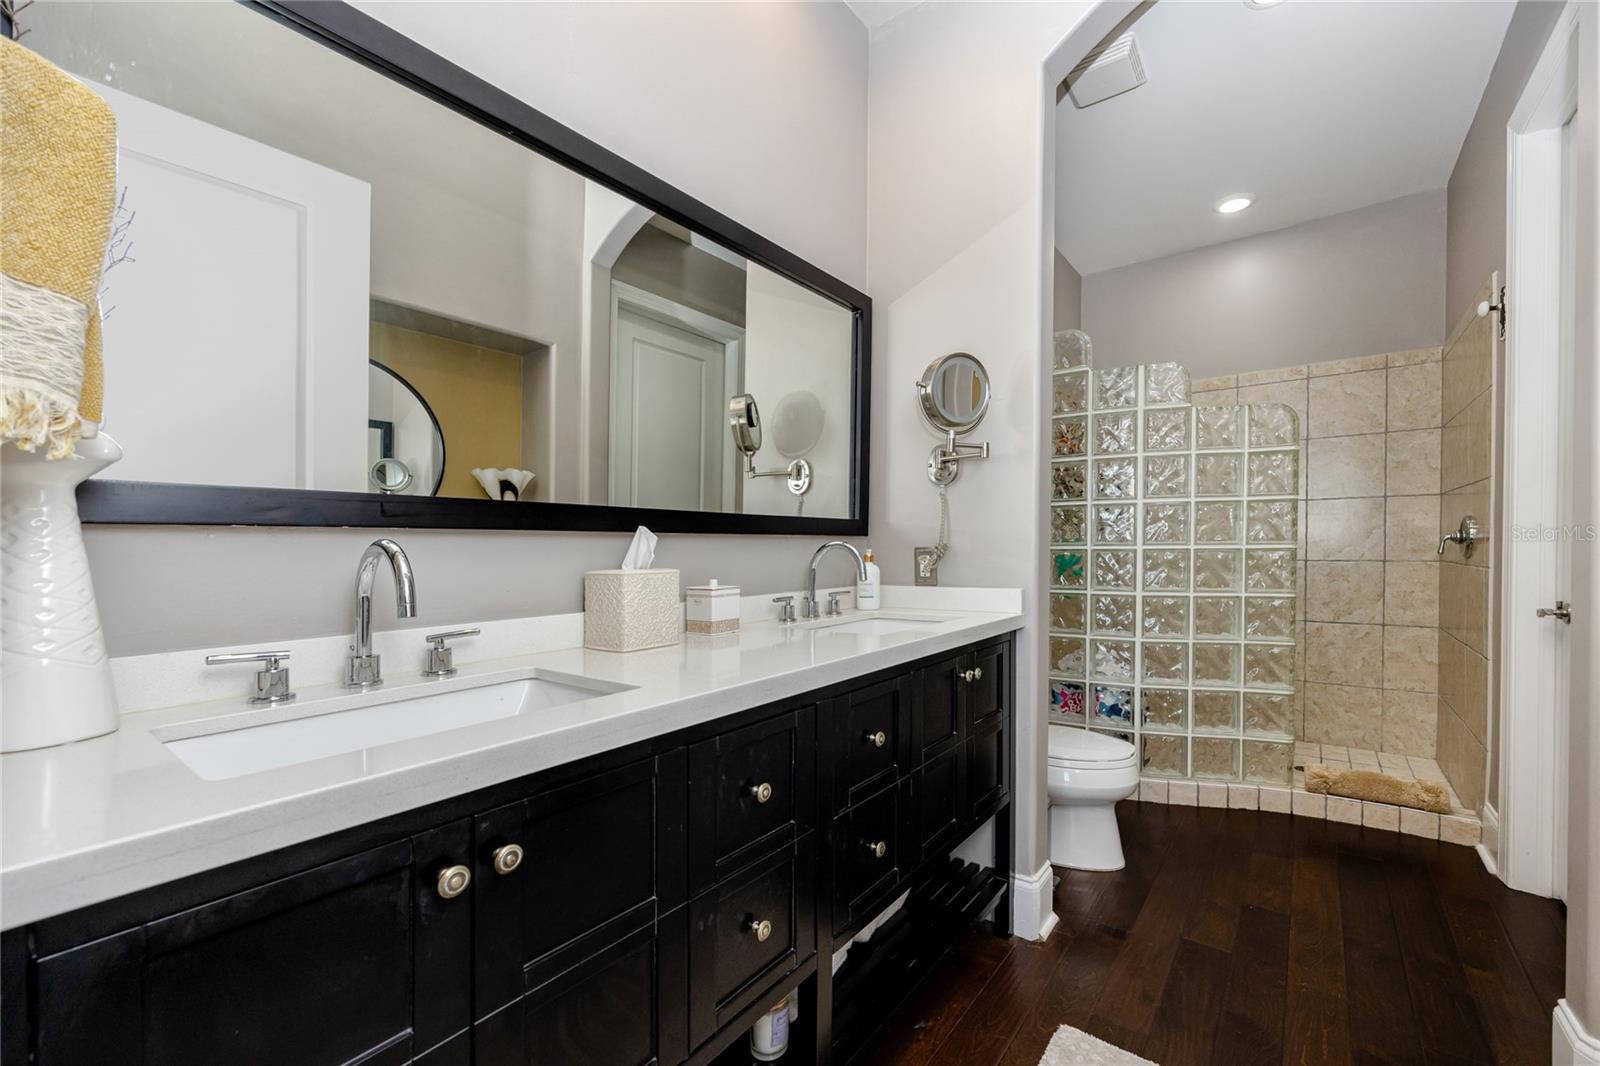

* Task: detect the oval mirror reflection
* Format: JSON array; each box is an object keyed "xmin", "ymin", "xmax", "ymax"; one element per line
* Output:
[{"xmin": 368, "ymin": 361, "xmax": 445, "ymax": 496}]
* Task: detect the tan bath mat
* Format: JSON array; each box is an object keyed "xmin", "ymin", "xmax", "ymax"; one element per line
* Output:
[{"xmin": 1304, "ymin": 763, "xmax": 1450, "ymax": 814}]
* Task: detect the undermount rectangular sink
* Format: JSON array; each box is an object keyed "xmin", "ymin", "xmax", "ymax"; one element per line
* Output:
[
  {"xmin": 161, "ymin": 674, "xmax": 626, "ymax": 781},
  {"xmin": 806, "ymin": 614, "xmax": 948, "ymax": 637}
]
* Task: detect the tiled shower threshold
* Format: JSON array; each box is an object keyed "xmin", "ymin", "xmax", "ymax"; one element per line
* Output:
[{"xmin": 1132, "ymin": 742, "xmax": 1483, "ymax": 846}]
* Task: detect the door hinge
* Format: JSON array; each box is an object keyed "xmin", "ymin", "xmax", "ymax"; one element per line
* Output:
[{"xmin": 1478, "ymin": 285, "xmax": 1507, "ymax": 341}]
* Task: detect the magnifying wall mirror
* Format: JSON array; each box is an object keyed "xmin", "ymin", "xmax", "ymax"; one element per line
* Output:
[
  {"xmin": 728, "ymin": 393, "xmax": 811, "ymax": 496},
  {"xmin": 916, "ymin": 352, "xmax": 992, "ymax": 484}
]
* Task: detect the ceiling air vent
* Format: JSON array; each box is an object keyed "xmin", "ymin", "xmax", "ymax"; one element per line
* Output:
[{"xmin": 1065, "ymin": 32, "xmax": 1146, "ymax": 109}]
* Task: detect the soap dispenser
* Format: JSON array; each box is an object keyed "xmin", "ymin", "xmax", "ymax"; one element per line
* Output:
[{"xmin": 857, "ymin": 549, "xmax": 881, "ymax": 610}]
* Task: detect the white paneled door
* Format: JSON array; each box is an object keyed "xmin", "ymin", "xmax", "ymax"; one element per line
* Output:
[
  {"xmin": 608, "ymin": 305, "xmax": 728, "ymax": 511},
  {"xmin": 90, "ymin": 82, "xmax": 370, "ymax": 492}
]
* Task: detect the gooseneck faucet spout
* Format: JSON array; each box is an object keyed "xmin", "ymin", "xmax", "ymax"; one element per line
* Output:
[
  {"xmin": 347, "ymin": 537, "xmax": 417, "ymax": 687},
  {"xmin": 805, "ymin": 541, "xmax": 867, "ymax": 620}
]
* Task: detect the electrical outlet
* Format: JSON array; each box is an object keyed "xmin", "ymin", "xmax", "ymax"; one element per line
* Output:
[{"xmin": 913, "ymin": 547, "xmax": 941, "ymax": 586}]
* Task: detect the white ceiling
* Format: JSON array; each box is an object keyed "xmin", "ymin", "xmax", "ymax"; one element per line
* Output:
[
  {"xmin": 843, "ymin": 1, "xmax": 923, "ymax": 33},
  {"xmin": 1055, "ymin": 0, "xmax": 1516, "ymax": 275}
]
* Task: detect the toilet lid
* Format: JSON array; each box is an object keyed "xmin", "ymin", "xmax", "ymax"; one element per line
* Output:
[{"xmin": 1048, "ymin": 725, "xmax": 1136, "ymax": 764}]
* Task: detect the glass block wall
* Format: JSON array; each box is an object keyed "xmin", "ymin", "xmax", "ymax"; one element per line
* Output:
[{"xmin": 1047, "ymin": 331, "xmax": 1300, "ymax": 786}]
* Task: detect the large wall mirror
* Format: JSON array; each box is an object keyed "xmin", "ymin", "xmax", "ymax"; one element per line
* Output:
[{"xmin": 27, "ymin": 0, "xmax": 869, "ymax": 534}]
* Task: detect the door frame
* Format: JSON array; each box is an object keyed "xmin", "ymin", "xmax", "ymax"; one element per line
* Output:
[
  {"xmin": 1497, "ymin": 0, "xmax": 1580, "ymax": 900},
  {"xmin": 606, "ymin": 280, "xmax": 745, "ymax": 511}
]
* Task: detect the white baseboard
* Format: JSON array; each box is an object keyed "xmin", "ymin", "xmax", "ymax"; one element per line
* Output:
[
  {"xmin": 1555, "ymin": 1000, "xmax": 1600, "ymax": 1065},
  {"xmin": 1477, "ymin": 803, "xmax": 1501, "ymax": 878},
  {"xmin": 1011, "ymin": 861, "xmax": 1057, "ymax": 942}
]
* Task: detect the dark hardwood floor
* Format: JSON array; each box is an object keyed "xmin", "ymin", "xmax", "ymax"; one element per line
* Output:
[{"xmin": 855, "ymin": 801, "xmax": 1566, "ymax": 1066}]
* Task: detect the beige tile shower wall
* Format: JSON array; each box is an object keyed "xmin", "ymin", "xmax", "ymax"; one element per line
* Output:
[
  {"xmin": 1194, "ymin": 347, "xmax": 1443, "ymax": 758},
  {"xmin": 1435, "ymin": 294, "xmax": 1496, "ymax": 813}
]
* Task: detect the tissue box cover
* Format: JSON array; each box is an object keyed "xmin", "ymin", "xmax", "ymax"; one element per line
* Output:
[{"xmin": 584, "ymin": 569, "xmax": 680, "ymax": 652}]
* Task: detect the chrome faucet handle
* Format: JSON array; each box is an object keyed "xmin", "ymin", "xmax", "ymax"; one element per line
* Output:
[
  {"xmin": 826, "ymin": 591, "xmax": 845, "ymax": 616},
  {"xmin": 423, "ymin": 628, "xmax": 480, "ymax": 678},
  {"xmin": 772, "ymin": 595, "xmax": 797, "ymax": 624},
  {"xmin": 1437, "ymin": 514, "xmax": 1481, "ymax": 559},
  {"xmin": 205, "ymin": 650, "xmax": 295, "ymax": 705}
]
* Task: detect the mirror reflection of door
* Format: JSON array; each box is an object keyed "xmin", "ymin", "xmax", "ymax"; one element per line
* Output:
[{"xmin": 608, "ymin": 293, "xmax": 742, "ymax": 511}]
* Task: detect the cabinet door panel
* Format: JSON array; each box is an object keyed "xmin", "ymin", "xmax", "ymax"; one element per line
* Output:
[
  {"xmin": 37, "ymin": 841, "xmax": 417, "ymax": 1066},
  {"xmin": 913, "ymin": 653, "xmax": 966, "ymax": 762},
  {"xmin": 524, "ymin": 925, "xmax": 658, "ymax": 1066},
  {"xmin": 476, "ymin": 757, "xmax": 665, "ymax": 1020},
  {"xmin": 914, "ymin": 745, "xmax": 963, "ymax": 863},
  {"xmin": 523, "ymin": 761, "xmax": 657, "ymax": 959},
  {"xmin": 413, "ymin": 819, "xmax": 474, "ymax": 1054},
  {"xmin": 966, "ymin": 716, "xmax": 1007, "ymax": 823}
]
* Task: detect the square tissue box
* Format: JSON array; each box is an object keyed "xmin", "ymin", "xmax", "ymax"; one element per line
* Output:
[
  {"xmin": 583, "ymin": 568, "xmax": 681, "ymax": 652},
  {"xmin": 685, "ymin": 580, "xmax": 741, "ymax": 635}
]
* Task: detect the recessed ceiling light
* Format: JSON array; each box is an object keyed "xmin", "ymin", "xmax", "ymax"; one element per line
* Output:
[
  {"xmin": 1244, "ymin": 0, "xmax": 1286, "ymax": 8},
  {"xmin": 1216, "ymin": 196, "xmax": 1253, "ymax": 215}
]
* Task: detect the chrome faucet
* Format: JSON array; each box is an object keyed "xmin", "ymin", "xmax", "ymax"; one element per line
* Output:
[
  {"xmin": 805, "ymin": 541, "xmax": 867, "ymax": 620},
  {"xmin": 347, "ymin": 538, "xmax": 417, "ymax": 687}
]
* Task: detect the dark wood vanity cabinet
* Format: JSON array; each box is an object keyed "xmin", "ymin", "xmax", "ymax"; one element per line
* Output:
[
  {"xmin": 26, "ymin": 825, "xmax": 471, "ymax": 1066},
  {"xmin": 3, "ymin": 634, "xmax": 1013, "ymax": 1066}
]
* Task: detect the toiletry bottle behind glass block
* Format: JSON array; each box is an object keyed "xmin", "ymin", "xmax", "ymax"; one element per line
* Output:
[{"xmin": 857, "ymin": 549, "xmax": 881, "ymax": 610}]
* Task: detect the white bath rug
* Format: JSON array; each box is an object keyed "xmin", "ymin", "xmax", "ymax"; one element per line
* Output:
[{"xmin": 1038, "ymin": 1024, "xmax": 1159, "ymax": 1066}]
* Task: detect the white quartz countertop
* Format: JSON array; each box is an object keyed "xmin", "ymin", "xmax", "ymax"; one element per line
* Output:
[{"xmin": 1, "ymin": 587, "xmax": 1022, "ymax": 929}]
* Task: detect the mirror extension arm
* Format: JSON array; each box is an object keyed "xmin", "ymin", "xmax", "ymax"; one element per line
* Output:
[{"xmin": 927, "ymin": 430, "xmax": 990, "ymax": 486}]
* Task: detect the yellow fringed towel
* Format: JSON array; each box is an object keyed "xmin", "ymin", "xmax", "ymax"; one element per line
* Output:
[
  {"xmin": 1304, "ymin": 763, "xmax": 1451, "ymax": 815},
  {"xmin": 0, "ymin": 37, "xmax": 118, "ymax": 458}
]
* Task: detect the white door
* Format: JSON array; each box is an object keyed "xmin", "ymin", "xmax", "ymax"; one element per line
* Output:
[
  {"xmin": 1499, "ymin": 5, "xmax": 1581, "ymax": 901},
  {"xmin": 608, "ymin": 305, "xmax": 726, "ymax": 510},
  {"xmin": 89, "ymin": 82, "xmax": 370, "ymax": 492}
]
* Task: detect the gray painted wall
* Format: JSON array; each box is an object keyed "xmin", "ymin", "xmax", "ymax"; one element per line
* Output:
[
  {"xmin": 1079, "ymin": 190, "xmax": 1447, "ymax": 376},
  {"xmin": 1053, "ymin": 250, "xmax": 1082, "ymax": 332},
  {"xmin": 1444, "ymin": 0, "xmax": 1568, "ymax": 331},
  {"xmin": 85, "ymin": 1, "xmax": 870, "ymax": 657}
]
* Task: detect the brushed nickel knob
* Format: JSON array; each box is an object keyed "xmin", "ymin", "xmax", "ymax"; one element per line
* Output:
[
  {"xmin": 866, "ymin": 840, "xmax": 888, "ymax": 859},
  {"xmin": 492, "ymin": 843, "xmax": 524, "ymax": 875},
  {"xmin": 437, "ymin": 864, "xmax": 472, "ymax": 900},
  {"xmin": 972, "ymin": 667, "xmax": 983, "ymax": 681},
  {"xmin": 749, "ymin": 781, "xmax": 774, "ymax": 804},
  {"xmin": 747, "ymin": 918, "xmax": 774, "ymax": 942},
  {"xmin": 962, "ymin": 669, "xmax": 976, "ymax": 683},
  {"xmin": 864, "ymin": 730, "xmax": 887, "ymax": 748}
]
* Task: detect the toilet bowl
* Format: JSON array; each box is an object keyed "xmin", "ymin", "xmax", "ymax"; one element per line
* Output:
[{"xmin": 1046, "ymin": 724, "xmax": 1140, "ymax": 871}]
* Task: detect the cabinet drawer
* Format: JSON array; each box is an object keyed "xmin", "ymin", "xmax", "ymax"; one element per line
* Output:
[
  {"xmin": 688, "ymin": 838, "xmax": 813, "ymax": 1049},
  {"xmin": 831, "ymin": 781, "xmax": 903, "ymax": 937},
  {"xmin": 688, "ymin": 708, "xmax": 814, "ymax": 892},
  {"xmin": 827, "ymin": 676, "xmax": 912, "ymax": 812},
  {"xmin": 966, "ymin": 642, "xmax": 1007, "ymax": 728}
]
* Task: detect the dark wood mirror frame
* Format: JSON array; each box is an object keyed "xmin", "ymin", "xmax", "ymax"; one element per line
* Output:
[{"xmin": 69, "ymin": 0, "xmax": 871, "ymax": 537}]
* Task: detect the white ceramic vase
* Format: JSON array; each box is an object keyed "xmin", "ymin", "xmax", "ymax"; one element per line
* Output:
[{"xmin": 1, "ymin": 433, "xmax": 121, "ymax": 752}]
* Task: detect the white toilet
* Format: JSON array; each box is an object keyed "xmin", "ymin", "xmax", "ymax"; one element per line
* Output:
[{"xmin": 1046, "ymin": 724, "xmax": 1140, "ymax": 871}]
